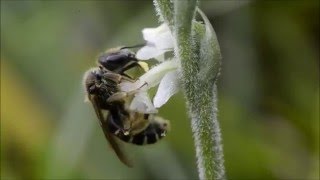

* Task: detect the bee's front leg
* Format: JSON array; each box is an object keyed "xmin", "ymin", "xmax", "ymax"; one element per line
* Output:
[
  {"xmin": 101, "ymin": 72, "xmax": 122, "ymax": 83},
  {"xmin": 121, "ymin": 118, "xmax": 132, "ymax": 136},
  {"xmin": 101, "ymin": 71, "xmax": 135, "ymax": 83},
  {"xmin": 107, "ymin": 81, "xmax": 148, "ymax": 103}
]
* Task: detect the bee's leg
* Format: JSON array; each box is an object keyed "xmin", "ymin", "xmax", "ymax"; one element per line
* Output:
[
  {"xmin": 102, "ymin": 72, "xmax": 135, "ymax": 83},
  {"xmin": 108, "ymin": 109, "xmax": 132, "ymax": 136},
  {"xmin": 106, "ymin": 90, "xmax": 139, "ymax": 103},
  {"xmin": 107, "ymin": 82, "xmax": 148, "ymax": 103},
  {"xmin": 101, "ymin": 72, "xmax": 122, "ymax": 83},
  {"xmin": 120, "ymin": 61, "xmax": 149, "ymax": 77},
  {"xmin": 122, "ymin": 112, "xmax": 148, "ymax": 136},
  {"xmin": 129, "ymin": 113, "xmax": 150, "ymax": 135},
  {"xmin": 121, "ymin": 73, "xmax": 134, "ymax": 81},
  {"xmin": 120, "ymin": 75, "xmax": 136, "ymax": 83},
  {"xmin": 121, "ymin": 62, "xmax": 140, "ymax": 73}
]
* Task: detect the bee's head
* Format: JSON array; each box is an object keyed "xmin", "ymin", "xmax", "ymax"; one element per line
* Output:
[
  {"xmin": 83, "ymin": 68, "xmax": 104, "ymax": 95},
  {"xmin": 98, "ymin": 48, "xmax": 137, "ymax": 73}
]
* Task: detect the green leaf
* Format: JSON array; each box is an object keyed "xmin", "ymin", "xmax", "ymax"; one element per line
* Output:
[{"xmin": 197, "ymin": 8, "xmax": 222, "ymax": 84}]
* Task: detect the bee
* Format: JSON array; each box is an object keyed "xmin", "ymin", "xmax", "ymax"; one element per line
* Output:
[{"xmin": 83, "ymin": 47, "xmax": 170, "ymax": 167}]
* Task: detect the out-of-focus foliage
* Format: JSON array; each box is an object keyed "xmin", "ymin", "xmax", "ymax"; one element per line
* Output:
[{"xmin": 1, "ymin": 1, "xmax": 319, "ymax": 179}]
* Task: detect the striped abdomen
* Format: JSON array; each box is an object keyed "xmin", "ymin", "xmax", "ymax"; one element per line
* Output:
[{"xmin": 107, "ymin": 112, "xmax": 169, "ymax": 145}]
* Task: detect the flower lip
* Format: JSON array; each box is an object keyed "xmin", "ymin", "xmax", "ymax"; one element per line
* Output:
[
  {"xmin": 120, "ymin": 59, "xmax": 179, "ymax": 111},
  {"xmin": 153, "ymin": 70, "xmax": 179, "ymax": 108},
  {"xmin": 120, "ymin": 59, "xmax": 178, "ymax": 92}
]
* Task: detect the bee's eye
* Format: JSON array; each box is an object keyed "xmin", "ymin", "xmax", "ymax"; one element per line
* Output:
[
  {"xmin": 95, "ymin": 73, "xmax": 102, "ymax": 81},
  {"xmin": 88, "ymin": 85, "xmax": 96, "ymax": 94}
]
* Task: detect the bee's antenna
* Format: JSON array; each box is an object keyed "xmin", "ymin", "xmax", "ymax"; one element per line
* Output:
[{"xmin": 121, "ymin": 43, "xmax": 146, "ymax": 50}]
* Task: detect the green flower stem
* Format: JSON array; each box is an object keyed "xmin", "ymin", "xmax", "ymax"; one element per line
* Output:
[
  {"xmin": 154, "ymin": 0, "xmax": 226, "ymax": 179},
  {"xmin": 153, "ymin": 0, "xmax": 174, "ymax": 28},
  {"xmin": 175, "ymin": 2, "xmax": 225, "ymax": 180},
  {"xmin": 174, "ymin": 1, "xmax": 226, "ymax": 180}
]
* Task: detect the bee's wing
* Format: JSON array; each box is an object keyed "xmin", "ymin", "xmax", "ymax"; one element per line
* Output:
[{"xmin": 89, "ymin": 95, "xmax": 133, "ymax": 167}]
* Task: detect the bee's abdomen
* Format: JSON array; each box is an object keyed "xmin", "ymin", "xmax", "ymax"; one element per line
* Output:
[
  {"xmin": 107, "ymin": 110, "xmax": 168, "ymax": 145},
  {"xmin": 108, "ymin": 118, "xmax": 166, "ymax": 145},
  {"xmin": 129, "ymin": 120, "xmax": 167, "ymax": 145}
]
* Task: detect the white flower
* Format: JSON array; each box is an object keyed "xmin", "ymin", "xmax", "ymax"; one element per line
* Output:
[
  {"xmin": 120, "ymin": 23, "xmax": 180, "ymax": 113},
  {"xmin": 129, "ymin": 91, "xmax": 158, "ymax": 114},
  {"xmin": 136, "ymin": 23, "xmax": 174, "ymax": 60}
]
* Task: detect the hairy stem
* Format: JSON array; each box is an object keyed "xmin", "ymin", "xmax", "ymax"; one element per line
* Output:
[
  {"xmin": 174, "ymin": 1, "xmax": 225, "ymax": 180},
  {"xmin": 153, "ymin": 0, "xmax": 226, "ymax": 179},
  {"xmin": 153, "ymin": 0, "xmax": 174, "ymax": 28}
]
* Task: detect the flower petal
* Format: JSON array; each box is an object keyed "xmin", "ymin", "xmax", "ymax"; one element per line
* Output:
[
  {"xmin": 152, "ymin": 30, "xmax": 174, "ymax": 50},
  {"xmin": 136, "ymin": 46, "xmax": 167, "ymax": 60},
  {"xmin": 142, "ymin": 23, "xmax": 170, "ymax": 42},
  {"xmin": 139, "ymin": 59, "xmax": 178, "ymax": 88},
  {"xmin": 153, "ymin": 70, "xmax": 180, "ymax": 108},
  {"xmin": 136, "ymin": 23, "xmax": 174, "ymax": 60},
  {"xmin": 119, "ymin": 59, "xmax": 179, "ymax": 92},
  {"xmin": 129, "ymin": 91, "xmax": 158, "ymax": 113},
  {"xmin": 120, "ymin": 81, "xmax": 138, "ymax": 92}
]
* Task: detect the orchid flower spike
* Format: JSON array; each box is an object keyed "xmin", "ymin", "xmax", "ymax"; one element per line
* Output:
[{"xmin": 120, "ymin": 23, "xmax": 179, "ymax": 113}]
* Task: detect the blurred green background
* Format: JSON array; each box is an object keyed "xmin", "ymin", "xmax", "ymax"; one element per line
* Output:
[{"xmin": 1, "ymin": 1, "xmax": 319, "ymax": 179}]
